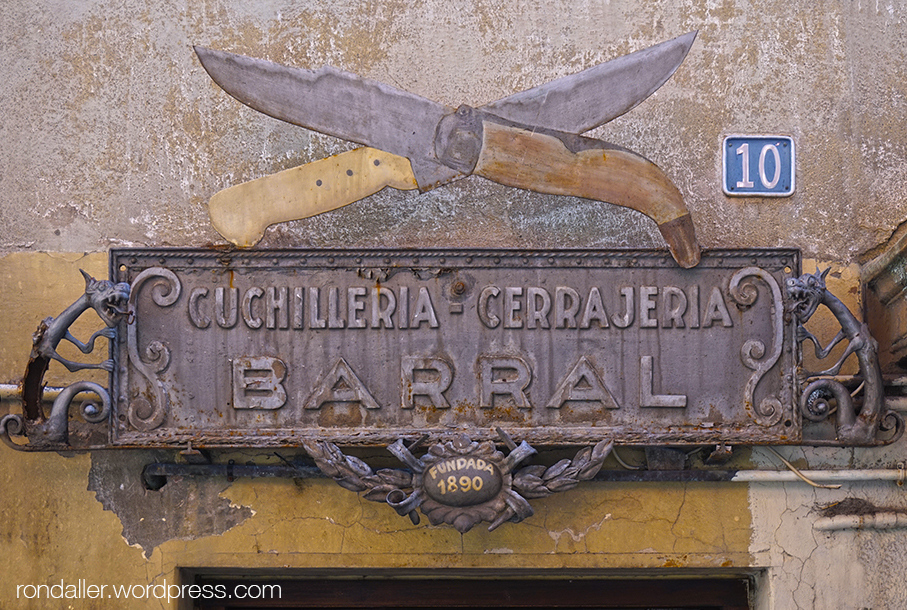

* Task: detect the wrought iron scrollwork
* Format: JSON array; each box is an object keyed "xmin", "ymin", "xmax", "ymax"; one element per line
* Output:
[
  {"xmin": 1, "ymin": 382, "xmax": 110, "ymax": 449},
  {"xmin": 303, "ymin": 431, "xmax": 613, "ymax": 533},
  {"xmin": 2, "ymin": 271, "xmax": 128, "ymax": 450},
  {"xmin": 729, "ymin": 267, "xmax": 785, "ymax": 427},
  {"xmin": 125, "ymin": 268, "xmax": 181, "ymax": 431},
  {"xmin": 787, "ymin": 267, "xmax": 903, "ymax": 445}
]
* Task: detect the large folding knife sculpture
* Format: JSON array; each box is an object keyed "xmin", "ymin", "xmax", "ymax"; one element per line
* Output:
[{"xmin": 196, "ymin": 32, "xmax": 701, "ymax": 267}]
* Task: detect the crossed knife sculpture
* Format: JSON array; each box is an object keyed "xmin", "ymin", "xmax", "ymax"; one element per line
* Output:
[{"xmin": 196, "ymin": 31, "xmax": 701, "ymax": 267}]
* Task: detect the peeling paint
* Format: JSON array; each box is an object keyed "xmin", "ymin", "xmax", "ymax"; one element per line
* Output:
[{"xmin": 88, "ymin": 451, "xmax": 254, "ymax": 558}]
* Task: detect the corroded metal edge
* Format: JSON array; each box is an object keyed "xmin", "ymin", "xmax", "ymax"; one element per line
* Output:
[{"xmin": 111, "ymin": 247, "xmax": 798, "ymax": 274}]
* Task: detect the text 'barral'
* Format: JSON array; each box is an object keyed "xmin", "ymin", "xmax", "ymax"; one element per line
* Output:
[{"xmin": 111, "ymin": 248, "xmax": 799, "ymax": 448}]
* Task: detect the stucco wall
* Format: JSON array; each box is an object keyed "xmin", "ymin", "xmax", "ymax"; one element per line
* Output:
[{"xmin": 2, "ymin": 1, "xmax": 907, "ymax": 608}]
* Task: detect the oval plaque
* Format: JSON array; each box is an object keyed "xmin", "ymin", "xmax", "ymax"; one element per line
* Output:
[{"xmin": 423, "ymin": 457, "xmax": 503, "ymax": 507}]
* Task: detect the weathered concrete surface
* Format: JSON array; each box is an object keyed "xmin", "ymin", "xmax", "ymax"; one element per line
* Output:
[
  {"xmin": 3, "ymin": 2, "xmax": 907, "ymax": 261},
  {"xmin": 0, "ymin": 252, "xmax": 109, "ymax": 387},
  {"xmin": 87, "ymin": 450, "xmax": 254, "ymax": 558}
]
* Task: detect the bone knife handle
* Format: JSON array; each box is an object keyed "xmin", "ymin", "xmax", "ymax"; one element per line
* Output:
[
  {"xmin": 473, "ymin": 121, "xmax": 700, "ymax": 268},
  {"xmin": 208, "ymin": 147, "xmax": 418, "ymax": 247}
]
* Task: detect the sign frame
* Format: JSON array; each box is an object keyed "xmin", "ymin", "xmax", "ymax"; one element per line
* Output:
[{"xmin": 105, "ymin": 247, "xmax": 803, "ymax": 449}]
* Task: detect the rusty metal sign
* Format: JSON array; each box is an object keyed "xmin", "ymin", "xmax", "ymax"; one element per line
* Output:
[{"xmin": 97, "ymin": 248, "xmax": 802, "ymax": 448}]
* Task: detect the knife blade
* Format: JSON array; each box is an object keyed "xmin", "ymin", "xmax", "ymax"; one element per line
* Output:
[
  {"xmin": 194, "ymin": 32, "xmax": 695, "ymax": 190},
  {"xmin": 194, "ymin": 48, "xmax": 460, "ymax": 190},
  {"xmin": 481, "ymin": 31, "xmax": 696, "ymax": 133},
  {"xmin": 196, "ymin": 34, "xmax": 700, "ymax": 266}
]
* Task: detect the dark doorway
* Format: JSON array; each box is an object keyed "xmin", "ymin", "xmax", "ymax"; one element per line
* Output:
[{"xmin": 190, "ymin": 574, "xmax": 751, "ymax": 610}]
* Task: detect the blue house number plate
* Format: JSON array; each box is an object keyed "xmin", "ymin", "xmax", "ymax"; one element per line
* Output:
[{"xmin": 723, "ymin": 135, "xmax": 795, "ymax": 197}]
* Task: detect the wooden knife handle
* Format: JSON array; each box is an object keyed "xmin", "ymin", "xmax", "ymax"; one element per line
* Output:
[
  {"xmin": 209, "ymin": 147, "xmax": 417, "ymax": 247},
  {"xmin": 473, "ymin": 121, "xmax": 701, "ymax": 268}
]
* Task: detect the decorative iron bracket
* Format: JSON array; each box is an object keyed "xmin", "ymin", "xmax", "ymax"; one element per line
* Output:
[
  {"xmin": 787, "ymin": 267, "xmax": 903, "ymax": 445},
  {"xmin": 2, "ymin": 271, "xmax": 129, "ymax": 450}
]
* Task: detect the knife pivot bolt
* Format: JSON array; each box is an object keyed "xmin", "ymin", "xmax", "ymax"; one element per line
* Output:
[
  {"xmin": 346, "ymin": 169, "xmax": 353, "ymax": 176},
  {"xmin": 373, "ymin": 159, "xmax": 381, "ymax": 166},
  {"xmin": 316, "ymin": 180, "xmax": 323, "ymax": 186},
  {"xmin": 435, "ymin": 106, "xmax": 484, "ymax": 175}
]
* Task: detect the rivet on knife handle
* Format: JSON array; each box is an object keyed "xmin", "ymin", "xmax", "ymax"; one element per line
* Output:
[{"xmin": 208, "ymin": 147, "xmax": 418, "ymax": 247}]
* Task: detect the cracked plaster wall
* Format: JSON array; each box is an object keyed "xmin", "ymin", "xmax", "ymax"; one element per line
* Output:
[
  {"xmin": 749, "ymin": 445, "xmax": 907, "ymax": 610},
  {"xmin": 2, "ymin": 0, "xmax": 907, "ymax": 608}
]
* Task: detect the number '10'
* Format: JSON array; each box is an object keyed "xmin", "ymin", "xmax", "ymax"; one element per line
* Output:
[{"xmin": 736, "ymin": 143, "xmax": 781, "ymax": 189}]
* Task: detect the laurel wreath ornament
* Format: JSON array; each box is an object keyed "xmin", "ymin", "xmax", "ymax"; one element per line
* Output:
[{"xmin": 303, "ymin": 433, "xmax": 613, "ymax": 533}]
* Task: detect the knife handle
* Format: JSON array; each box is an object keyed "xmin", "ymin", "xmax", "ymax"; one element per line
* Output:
[
  {"xmin": 209, "ymin": 147, "xmax": 418, "ymax": 247},
  {"xmin": 473, "ymin": 122, "xmax": 700, "ymax": 268}
]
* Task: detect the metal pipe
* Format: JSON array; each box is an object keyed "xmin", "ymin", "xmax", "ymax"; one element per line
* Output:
[
  {"xmin": 814, "ymin": 513, "xmax": 907, "ymax": 531},
  {"xmin": 732, "ymin": 469, "xmax": 907, "ymax": 483},
  {"xmin": 142, "ymin": 461, "xmax": 323, "ymax": 490},
  {"xmin": 139, "ymin": 462, "xmax": 907, "ymax": 489},
  {"xmin": 0, "ymin": 383, "xmax": 97, "ymax": 404}
]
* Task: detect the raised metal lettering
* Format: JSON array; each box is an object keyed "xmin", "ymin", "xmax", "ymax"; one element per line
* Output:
[
  {"xmin": 661, "ymin": 286, "xmax": 687, "ymax": 328},
  {"xmin": 639, "ymin": 286, "xmax": 658, "ymax": 328},
  {"xmin": 398, "ymin": 286, "xmax": 409, "ymax": 329},
  {"xmin": 216, "ymin": 287, "xmax": 239, "ymax": 328},
  {"xmin": 401, "ymin": 356, "xmax": 453, "ymax": 409},
  {"xmin": 555, "ymin": 286, "xmax": 580, "ymax": 328},
  {"xmin": 241, "ymin": 287, "xmax": 263, "ymax": 329},
  {"xmin": 504, "ymin": 286, "xmax": 523, "ymax": 328},
  {"xmin": 109, "ymin": 248, "xmax": 800, "ymax": 450},
  {"xmin": 478, "ymin": 356, "xmax": 532, "ymax": 409},
  {"xmin": 411, "ymin": 287, "xmax": 439, "ymax": 328},
  {"xmin": 639, "ymin": 355, "xmax": 687, "ymax": 408},
  {"xmin": 347, "ymin": 286, "xmax": 367, "ymax": 328},
  {"xmin": 703, "ymin": 286, "xmax": 733, "ymax": 328},
  {"xmin": 293, "ymin": 287, "xmax": 304, "ymax": 329},
  {"xmin": 371, "ymin": 287, "xmax": 396, "ymax": 328},
  {"xmin": 328, "ymin": 287, "xmax": 346, "ymax": 329},
  {"xmin": 687, "ymin": 285, "xmax": 700, "ymax": 328},
  {"xmin": 232, "ymin": 356, "xmax": 287, "ymax": 409},
  {"xmin": 477, "ymin": 286, "xmax": 501, "ymax": 328},
  {"xmin": 526, "ymin": 287, "xmax": 551, "ymax": 329},
  {"xmin": 611, "ymin": 287, "xmax": 634, "ymax": 328},
  {"xmin": 304, "ymin": 358, "xmax": 380, "ymax": 409},
  {"xmin": 266, "ymin": 286, "xmax": 289, "ymax": 329},
  {"xmin": 309, "ymin": 287, "xmax": 326, "ymax": 328},
  {"xmin": 580, "ymin": 286, "xmax": 609, "ymax": 328},
  {"xmin": 546, "ymin": 356, "xmax": 619, "ymax": 409},
  {"xmin": 188, "ymin": 287, "xmax": 210, "ymax": 329}
]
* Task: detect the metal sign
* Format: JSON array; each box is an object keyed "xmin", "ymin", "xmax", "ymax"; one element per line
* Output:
[
  {"xmin": 103, "ymin": 248, "xmax": 801, "ymax": 448},
  {"xmin": 723, "ymin": 135, "xmax": 795, "ymax": 197}
]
